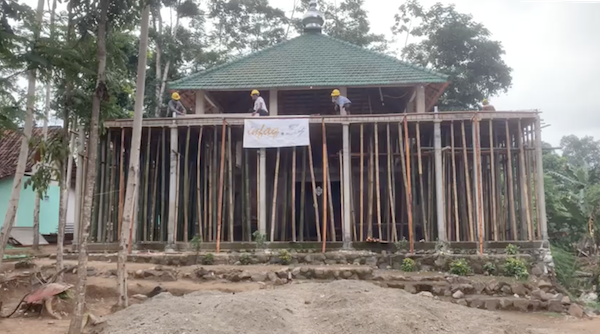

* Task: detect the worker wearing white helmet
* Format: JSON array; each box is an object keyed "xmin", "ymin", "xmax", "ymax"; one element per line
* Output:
[
  {"xmin": 250, "ymin": 90, "xmax": 269, "ymax": 116},
  {"xmin": 331, "ymin": 89, "xmax": 351, "ymax": 115}
]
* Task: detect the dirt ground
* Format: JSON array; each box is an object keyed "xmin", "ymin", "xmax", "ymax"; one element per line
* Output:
[{"xmin": 1, "ymin": 259, "xmax": 600, "ymax": 334}]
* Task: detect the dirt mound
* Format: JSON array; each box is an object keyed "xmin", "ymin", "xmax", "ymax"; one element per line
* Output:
[{"xmin": 96, "ymin": 280, "xmax": 556, "ymax": 334}]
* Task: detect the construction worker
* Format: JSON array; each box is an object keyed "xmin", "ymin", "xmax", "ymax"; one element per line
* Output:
[
  {"xmin": 250, "ymin": 90, "xmax": 269, "ymax": 116},
  {"xmin": 331, "ymin": 89, "xmax": 351, "ymax": 115},
  {"xmin": 482, "ymin": 98, "xmax": 496, "ymax": 111},
  {"xmin": 168, "ymin": 92, "xmax": 186, "ymax": 117}
]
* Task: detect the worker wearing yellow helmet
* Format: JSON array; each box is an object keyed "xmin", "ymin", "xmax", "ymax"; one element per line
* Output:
[
  {"xmin": 250, "ymin": 89, "xmax": 269, "ymax": 116},
  {"xmin": 168, "ymin": 92, "xmax": 186, "ymax": 117},
  {"xmin": 481, "ymin": 98, "xmax": 495, "ymax": 111},
  {"xmin": 331, "ymin": 89, "xmax": 352, "ymax": 115}
]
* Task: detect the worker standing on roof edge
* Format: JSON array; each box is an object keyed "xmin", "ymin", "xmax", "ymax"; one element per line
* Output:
[
  {"xmin": 169, "ymin": 92, "xmax": 186, "ymax": 117},
  {"xmin": 250, "ymin": 90, "xmax": 269, "ymax": 116},
  {"xmin": 331, "ymin": 89, "xmax": 351, "ymax": 115},
  {"xmin": 482, "ymin": 98, "xmax": 496, "ymax": 111}
]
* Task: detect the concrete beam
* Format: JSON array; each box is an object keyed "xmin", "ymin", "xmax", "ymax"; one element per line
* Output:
[{"xmin": 416, "ymin": 85, "xmax": 426, "ymax": 113}]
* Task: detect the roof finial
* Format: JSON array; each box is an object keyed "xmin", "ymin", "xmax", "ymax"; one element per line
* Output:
[{"xmin": 302, "ymin": 0, "xmax": 324, "ymax": 33}]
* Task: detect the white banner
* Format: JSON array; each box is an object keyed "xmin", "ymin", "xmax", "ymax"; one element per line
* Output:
[{"xmin": 243, "ymin": 118, "xmax": 310, "ymax": 148}]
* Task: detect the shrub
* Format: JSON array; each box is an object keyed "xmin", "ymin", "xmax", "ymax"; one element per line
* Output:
[
  {"xmin": 401, "ymin": 258, "xmax": 416, "ymax": 272},
  {"xmin": 505, "ymin": 244, "xmax": 520, "ymax": 255},
  {"xmin": 190, "ymin": 235, "xmax": 202, "ymax": 253},
  {"xmin": 278, "ymin": 250, "xmax": 292, "ymax": 265},
  {"xmin": 252, "ymin": 230, "xmax": 266, "ymax": 250},
  {"xmin": 449, "ymin": 259, "xmax": 472, "ymax": 276},
  {"xmin": 551, "ymin": 245, "xmax": 579, "ymax": 292},
  {"xmin": 394, "ymin": 238, "xmax": 408, "ymax": 251},
  {"xmin": 503, "ymin": 257, "xmax": 529, "ymax": 280},
  {"xmin": 483, "ymin": 262, "xmax": 497, "ymax": 275},
  {"xmin": 202, "ymin": 253, "xmax": 215, "ymax": 265},
  {"xmin": 240, "ymin": 253, "xmax": 252, "ymax": 265}
]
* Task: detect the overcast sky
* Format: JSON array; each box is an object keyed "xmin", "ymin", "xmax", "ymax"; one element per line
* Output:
[{"xmin": 21, "ymin": 0, "xmax": 600, "ymax": 145}]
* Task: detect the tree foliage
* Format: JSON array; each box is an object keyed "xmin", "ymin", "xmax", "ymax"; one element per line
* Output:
[{"xmin": 393, "ymin": 0, "xmax": 512, "ymax": 109}]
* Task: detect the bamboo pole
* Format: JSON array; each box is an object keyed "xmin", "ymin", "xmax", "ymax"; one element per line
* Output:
[
  {"xmin": 107, "ymin": 131, "xmax": 115, "ymax": 242},
  {"xmin": 244, "ymin": 150, "xmax": 251, "ymax": 241},
  {"xmin": 367, "ymin": 135, "xmax": 374, "ymax": 238},
  {"xmin": 461, "ymin": 121, "xmax": 474, "ymax": 241},
  {"xmin": 299, "ymin": 148, "xmax": 307, "ymax": 242},
  {"xmin": 397, "ymin": 122, "xmax": 410, "ymax": 241},
  {"xmin": 183, "ymin": 127, "xmax": 191, "ymax": 242},
  {"xmin": 505, "ymin": 120, "xmax": 517, "ymax": 240},
  {"xmin": 404, "ymin": 117, "xmax": 414, "ymax": 252},
  {"xmin": 359, "ymin": 124, "xmax": 364, "ymax": 241},
  {"xmin": 281, "ymin": 153, "xmax": 289, "ymax": 241},
  {"xmin": 292, "ymin": 147, "xmax": 297, "ymax": 242},
  {"xmin": 216, "ymin": 121, "xmax": 227, "ymax": 252},
  {"xmin": 227, "ymin": 127, "xmax": 234, "ymax": 242},
  {"xmin": 160, "ymin": 128, "xmax": 166, "ymax": 242},
  {"xmin": 374, "ymin": 124, "xmax": 382, "ymax": 239},
  {"xmin": 270, "ymin": 148, "xmax": 281, "ymax": 242},
  {"xmin": 517, "ymin": 120, "xmax": 533, "ymax": 240},
  {"xmin": 322, "ymin": 120, "xmax": 328, "ymax": 252},
  {"xmin": 489, "ymin": 120, "xmax": 498, "ymax": 241},
  {"xmin": 386, "ymin": 124, "xmax": 397, "ymax": 242},
  {"xmin": 531, "ymin": 124, "xmax": 541, "ymax": 240},
  {"xmin": 525, "ymin": 123, "xmax": 536, "ymax": 238},
  {"xmin": 450, "ymin": 122, "xmax": 460, "ymax": 241},
  {"xmin": 256, "ymin": 150, "xmax": 260, "ymax": 238},
  {"xmin": 416, "ymin": 122, "xmax": 427, "ymax": 241},
  {"xmin": 150, "ymin": 130, "xmax": 160, "ymax": 241},
  {"xmin": 326, "ymin": 152, "xmax": 336, "ymax": 241},
  {"xmin": 196, "ymin": 127, "xmax": 204, "ymax": 239},
  {"xmin": 307, "ymin": 144, "xmax": 321, "ymax": 241},
  {"xmin": 97, "ymin": 136, "xmax": 106, "ymax": 242},
  {"xmin": 474, "ymin": 117, "xmax": 484, "ymax": 254},
  {"xmin": 118, "ymin": 128, "xmax": 125, "ymax": 237},
  {"xmin": 339, "ymin": 150, "xmax": 345, "ymax": 240},
  {"xmin": 141, "ymin": 128, "xmax": 151, "ymax": 241}
]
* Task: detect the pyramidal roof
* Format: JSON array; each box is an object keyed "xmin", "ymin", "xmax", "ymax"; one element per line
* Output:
[{"xmin": 169, "ymin": 1, "xmax": 447, "ymax": 91}]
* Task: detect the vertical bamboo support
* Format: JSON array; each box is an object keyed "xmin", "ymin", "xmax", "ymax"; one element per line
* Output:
[
  {"xmin": 461, "ymin": 121, "xmax": 474, "ymax": 241},
  {"xmin": 291, "ymin": 147, "xmax": 297, "ymax": 242},
  {"xmin": 359, "ymin": 124, "xmax": 364, "ymax": 241},
  {"xmin": 211, "ymin": 128, "xmax": 218, "ymax": 241},
  {"xmin": 118, "ymin": 128, "xmax": 125, "ymax": 237},
  {"xmin": 386, "ymin": 124, "xmax": 397, "ymax": 241},
  {"xmin": 256, "ymin": 151, "xmax": 260, "ymax": 238},
  {"xmin": 307, "ymin": 144, "xmax": 322, "ymax": 241},
  {"xmin": 326, "ymin": 152, "xmax": 336, "ymax": 241},
  {"xmin": 97, "ymin": 137, "xmax": 106, "ymax": 242},
  {"xmin": 397, "ymin": 122, "xmax": 410, "ymax": 241},
  {"xmin": 473, "ymin": 117, "xmax": 484, "ymax": 254},
  {"xmin": 281, "ymin": 153, "xmax": 289, "ymax": 241},
  {"xmin": 160, "ymin": 128, "xmax": 166, "ymax": 242},
  {"xmin": 530, "ymin": 124, "xmax": 541, "ymax": 240},
  {"xmin": 525, "ymin": 123, "xmax": 536, "ymax": 238},
  {"xmin": 403, "ymin": 118, "xmax": 414, "ymax": 252},
  {"xmin": 489, "ymin": 120, "xmax": 498, "ymax": 241},
  {"xmin": 450, "ymin": 122, "xmax": 460, "ymax": 241},
  {"xmin": 299, "ymin": 148, "xmax": 307, "ymax": 242},
  {"xmin": 150, "ymin": 130, "xmax": 160, "ymax": 241},
  {"xmin": 140, "ymin": 128, "xmax": 151, "ymax": 242},
  {"xmin": 227, "ymin": 127, "xmax": 234, "ymax": 242},
  {"xmin": 322, "ymin": 120, "xmax": 328, "ymax": 252},
  {"xmin": 106, "ymin": 131, "xmax": 115, "ymax": 242},
  {"xmin": 196, "ymin": 127, "xmax": 204, "ymax": 239},
  {"xmin": 182, "ymin": 127, "xmax": 191, "ymax": 242},
  {"xmin": 416, "ymin": 122, "xmax": 427, "ymax": 241},
  {"xmin": 244, "ymin": 150, "xmax": 251, "ymax": 241},
  {"xmin": 339, "ymin": 150, "xmax": 345, "ymax": 240},
  {"xmin": 270, "ymin": 148, "xmax": 281, "ymax": 242},
  {"xmin": 505, "ymin": 120, "xmax": 517, "ymax": 240},
  {"xmin": 517, "ymin": 120, "xmax": 533, "ymax": 240},
  {"xmin": 216, "ymin": 121, "xmax": 227, "ymax": 252},
  {"xmin": 367, "ymin": 134, "xmax": 374, "ymax": 239},
  {"xmin": 374, "ymin": 124, "xmax": 382, "ymax": 239}
]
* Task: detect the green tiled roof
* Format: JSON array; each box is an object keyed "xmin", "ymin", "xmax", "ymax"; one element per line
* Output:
[{"xmin": 169, "ymin": 33, "xmax": 448, "ymax": 90}]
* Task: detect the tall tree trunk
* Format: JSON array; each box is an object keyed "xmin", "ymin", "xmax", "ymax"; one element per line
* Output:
[
  {"xmin": 33, "ymin": 0, "xmax": 58, "ymax": 252},
  {"xmin": 0, "ymin": 0, "xmax": 45, "ymax": 267},
  {"xmin": 67, "ymin": 0, "xmax": 108, "ymax": 332},
  {"xmin": 117, "ymin": 5, "xmax": 150, "ymax": 309},
  {"xmin": 57, "ymin": 0, "xmax": 75, "ymax": 277},
  {"xmin": 153, "ymin": 5, "xmax": 162, "ymax": 117}
]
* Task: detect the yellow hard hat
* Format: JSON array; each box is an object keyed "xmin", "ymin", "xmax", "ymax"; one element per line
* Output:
[
  {"xmin": 482, "ymin": 98, "xmax": 489, "ymax": 105},
  {"xmin": 331, "ymin": 89, "xmax": 340, "ymax": 97},
  {"xmin": 251, "ymin": 89, "xmax": 260, "ymax": 96},
  {"xmin": 172, "ymin": 92, "xmax": 180, "ymax": 100}
]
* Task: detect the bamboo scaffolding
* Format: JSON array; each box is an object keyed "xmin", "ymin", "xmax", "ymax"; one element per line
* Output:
[
  {"xmin": 256, "ymin": 150, "xmax": 260, "ymax": 238},
  {"xmin": 292, "ymin": 147, "xmax": 297, "ymax": 242},
  {"xmin": 525, "ymin": 123, "xmax": 536, "ymax": 238},
  {"xmin": 326, "ymin": 151, "xmax": 336, "ymax": 241},
  {"xmin": 450, "ymin": 122, "xmax": 460, "ymax": 241},
  {"xmin": 174, "ymin": 152, "xmax": 180, "ymax": 242},
  {"xmin": 427, "ymin": 152, "xmax": 433, "ymax": 241},
  {"xmin": 531, "ymin": 124, "xmax": 541, "ymax": 239},
  {"xmin": 160, "ymin": 128, "xmax": 166, "ymax": 242},
  {"xmin": 196, "ymin": 127, "xmax": 204, "ymax": 239},
  {"xmin": 322, "ymin": 120, "xmax": 328, "ymax": 252},
  {"xmin": 299, "ymin": 148, "xmax": 307, "ymax": 242},
  {"xmin": 339, "ymin": 150, "xmax": 345, "ymax": 240},
  {"xmin": 227, "ymin": 127, "xmax": 234, "ymax": 242},
  {"xmin": 397, "ymin": 122, "xmax": 410, "ymax": 243},
  {"xmin": 505, "ymin": 120, "xmax": 517, "ymax": 240},
  {"xmin": 216, "ymin": 121, "xmax": 227, "ymax": 252},
  {"xmin": 474, "ymin": 117, "xmax": 484, "ymax": 253},
  {"xmin": 140, "ymin": 128, "xmax": 151, "ymax": 241},
  {"xmin": 183, "ymin": 127, "xmax": 191, "ymax": 242},
  {"xmin": 307, "ymin": 144, "xmax": 322, "ymax": 241},
  {"xmin": 150, "ymin": 130, "xmax": 160, "ymax": 241},
  {"xmin": 489, "ymin": 120, "xmax": 498, "ymax": 241},
  {"xmin": 97, "ymin": 136, "xmax": 106, "ymax": 242},
  {"xmin": 416, "ymin": 122, "xmax": 427, "ymax": 241},
  {"xmin": 367, "ymin": 136, "xmax": 374, "ymax": 238},
  {"xmin": 386, "ymin": 124, "xmax": 398, "ymax": 242},
  {"xmin": 359, "ymin": 124, "xmax": 364, "ymax": 241},
  {"xmin": 211, "ymin": 127, "xmax": 218, "ymax": 241},
  {"xmin": 107, "ymin": 131, "xmax": 115, "ymax": 242},
  {"xmin": 461, "ymin": 121, "xmax": 474, "ymax": 241},
  {"xmin": 244, "ymin": 150, "xmax": 251, "ymax": 241},
  {"xmin": 517, "ymin": 120, "xmax": 533, "ymax": 240},
  {"xmin": 270, "ymin": 148, "xmax": 281, "ymax": 242},
  {"xmin": 118, "ymin": 128, "xmax": 125, "ymax": 237},
  {"xmin": 281, "ymin": 152, "xmax": 289, "ymax": 241},
  {"xmin": 374, "ymin": 124, "xmax": 382, "ymax": 239}
]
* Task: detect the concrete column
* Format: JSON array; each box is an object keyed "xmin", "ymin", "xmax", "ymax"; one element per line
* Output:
[
  {"xmin": 195, "ymin": 90, "xmax": 205, "ymax": 114},
  {"xmin": 433, "ymin": 108, "xmax": 446, "ymax": 241},
  {"xmin": 258, "ymin": 148, "xmax": 267, "ymax": 236},
  {"xmin": 416, "ymin": 85, "xmax": 426, "ymax": 113},
  {"xmin": 472, "ymin": 117, "xmax": 485, "ymax": 247},
  {"xmin": 534, "ymin": 116, "xmax": 548, "ymax": 243},
  {"xmin": 269, "ymin": 89, "xmax": 278, "ymax": 115},
  {"xmin": 166, "ymin": 119, "xmax": 178, "ymax": 249},
  {"xmin": 342, "ymin": 123, "xmax": 352, "ymax": 248}
]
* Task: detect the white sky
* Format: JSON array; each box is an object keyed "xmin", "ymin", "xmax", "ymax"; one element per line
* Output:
[{"xmin": 21, "ymin": 0, "xmax": 600, "ymax": 145}]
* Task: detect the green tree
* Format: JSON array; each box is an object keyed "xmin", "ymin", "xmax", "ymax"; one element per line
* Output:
[
  {"xmin": 393, "ymin": 0, "xmax": 512, "ymax": 110},
  {"xmin": 560, "ymin": 135, "xmax": 600, "ymax": 169}
]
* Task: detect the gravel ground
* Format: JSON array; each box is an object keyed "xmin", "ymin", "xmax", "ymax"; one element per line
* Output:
[{"xmin": 95, "ymin": 280, "xmax": 561, "ymax": 334}]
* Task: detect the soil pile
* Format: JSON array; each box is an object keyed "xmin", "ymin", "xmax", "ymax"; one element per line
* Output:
[{"xmin": 96, "ymin": 280, "xmax": 557, "ymax": 334}]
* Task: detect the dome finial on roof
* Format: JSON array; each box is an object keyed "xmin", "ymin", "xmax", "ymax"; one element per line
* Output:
[{"xmin": 302, "ymin": 0, "xmax": 324, "ymax": 33}]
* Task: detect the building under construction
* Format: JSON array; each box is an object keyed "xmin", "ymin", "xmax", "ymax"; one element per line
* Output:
[{"xmin": 87, "ymin": 2, "xmax": 547, "ymax": 252}]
